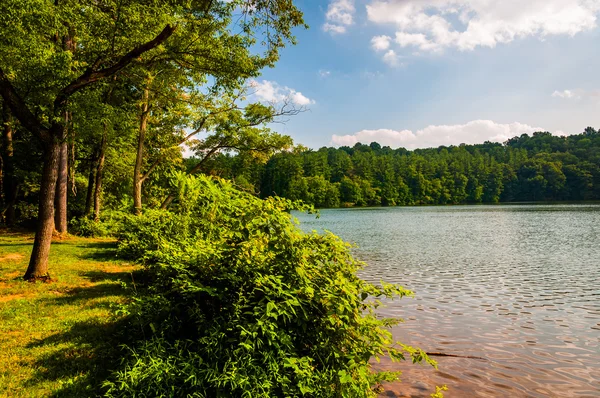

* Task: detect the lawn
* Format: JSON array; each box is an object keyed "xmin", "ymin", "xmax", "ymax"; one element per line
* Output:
[{"xmin": 0, "ymin": 230, "xmax": 139, "ymax": 398}]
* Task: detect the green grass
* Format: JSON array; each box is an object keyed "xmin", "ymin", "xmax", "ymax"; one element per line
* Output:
[{"xmin": 0, "ymin": 230, "xmax": 140, "ymax": 397}]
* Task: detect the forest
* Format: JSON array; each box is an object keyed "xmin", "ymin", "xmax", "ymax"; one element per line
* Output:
[{"xmin": 207, "ymin": 129, "xmax": 600, "ymax": 208}]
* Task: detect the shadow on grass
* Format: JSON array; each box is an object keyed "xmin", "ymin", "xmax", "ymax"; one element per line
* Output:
[
  {"xmin": 80, "ymin": 269, "xmax": 147, "ymax": 287},
  {"xmin": 49, "ymin": 269, "xmax": 146, "ymax": 310},
  {"xmin": 0, "ymin": 242, "xmax": 32, "ymax": 248},
  {"xmin": 24, "ymin": 269, "xmax": 146, "ymax": 397},
  {"xmin": 49, "ymin": 283, "xmax": 129, "ymax": 307},
  {"xmin": 25, "ymin": 317, "xmax": 134, "ymax": 397},
  {"xmin": 81, "ymin": 270, "xmax": 133, "ymax": 283},
  {"xmin": 77, "ymin": 241, "xmax": 119, "ymax": 262}
]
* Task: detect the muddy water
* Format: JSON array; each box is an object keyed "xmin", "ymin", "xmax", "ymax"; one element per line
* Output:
[{"xmin": 295, "ymin": 204, "xmax": 600, "ymax": 397}]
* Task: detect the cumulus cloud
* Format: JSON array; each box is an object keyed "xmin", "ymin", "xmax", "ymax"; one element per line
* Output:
[
  {"xmin": 372, "ymin": 35, "xmax": 404, "ymax": 66},
  {"xmin": 250, "ymin": 80, "xmax": 315, "ymax": 106},
  {"xmin": 331, "ymin": 120, "xmax": 550, "ymax": 149},
  {"xmin": 367, "ymin": 0, "xmax": 600, "ymax": 52},
  {"xmin": 382, "ymin": 49, "xmax": 403, "ymax": 67},
  {"xmin": 552, "ymin": 88, "xmax": 600, "ymax": 100},
  {"xmin": 552, "ymin": 89, "xmax": 579, "ymax": 99},
  {"xmin": 371, "ymin": 35, "xmax": 392, "ymax": 51},
  {"xmin": 323, "ymin": 0, "xmax": 355, "ymax": 34}
]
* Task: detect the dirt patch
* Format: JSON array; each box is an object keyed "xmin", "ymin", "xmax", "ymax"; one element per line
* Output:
[
  {"xmin": 4, "ymin": 271, "xmax": 22, "ymax": 279},
  {"xmin": 0, "ymin": 293, "xmax": 29, "ymax": 303},
  {"xmin": 0, "ymin": 253, "xmax": 25, "ymax": 262},
  {"xmin": 52, "ymin": 233, "xmax": 75, "ymax": 242}
]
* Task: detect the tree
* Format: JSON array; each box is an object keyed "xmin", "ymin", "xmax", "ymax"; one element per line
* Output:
[
  {"xmin": 160, "ymin": 100, "xmax": 297, "ymax": 209},
  {"xmin": 0, "ymin": 0, "xmax": 305, "ymax": 280}
]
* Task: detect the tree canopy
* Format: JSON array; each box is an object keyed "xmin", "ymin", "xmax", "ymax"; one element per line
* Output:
[
  {"xmin": 207, "ymin": 129, "xmax": 600, "ymax": 207},
  {"xmin": 0, "ymin": 0, "xmax": 305, "ymax": 279}
]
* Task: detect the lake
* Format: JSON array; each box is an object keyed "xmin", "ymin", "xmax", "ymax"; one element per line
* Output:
[{"xmin": 294, "ymin": 204, "xmax": 600, "ymax": 398}]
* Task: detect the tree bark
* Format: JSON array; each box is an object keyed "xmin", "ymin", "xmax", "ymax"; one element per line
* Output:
[
  {"xmin": 24, "ymin": 135, "xmax": 61, "ymax": 281},
  {"xmin": 84, "ymin": 156, "xmax": 96, "ymax": 216},
  {"xmin": 54, "ymin": 114, "xmax": 69, "ymax": 235},
  {"xmin": 54, "ymin": 25, "xmax": 74, "ymax": 233},
  {"xmin": 2, "ymin": 101, "xmax": 17, "ymax": 225},
  {"xmin": 93, "ymin": 123, "xmax": 107, "ymax": 221},
  {"xmin": 133, "ymin": 88, "xmax": 149, "ymax": 215}
]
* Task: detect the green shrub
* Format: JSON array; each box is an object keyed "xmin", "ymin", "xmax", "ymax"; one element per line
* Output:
[
  {"xmin": 104, "ymin": 173, "xmax": 435, "ymax": 397},
  {"xmin": 70, "ymin": 211, "xmax": 127, "ymax": 238}
]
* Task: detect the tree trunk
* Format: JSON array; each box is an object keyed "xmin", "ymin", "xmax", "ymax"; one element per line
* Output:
[
  {"xmin": 54, "ymin": 114, "xmax": 69, "ymax": 235},
  {"xmin": 160, "ymin": 194, "xmax": 175, "ymax": 209},
  {"xmin": 93, "ymin": 123, "xmax": 107, "ymax": 221},
  {"xmin": 53, "ymin": 31, "xmax": 75, "ymax": 234},
  {"xmin": 0, "ymin": 152, "xmax": 3, "ymax": 212},
  {"xmin": 24, "ymin": 136, "xmax": 61, "ymax": 281},
  {"xmin": 84, "ymin": 156, "xmax": 96, "ymax": 216},
  {"xmin": 2, "ymin": 101, "xmax": 17, "ymax": 225},
  {"xmin": 133, "ymin": 88, "xmax": 149, "ymax": 215}
]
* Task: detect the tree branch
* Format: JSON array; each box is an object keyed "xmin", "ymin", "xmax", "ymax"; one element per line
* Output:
[
  {"xmin": 0, "ymin": 68, "xmax": 50, "ymax": 142},
  {"xmin": 188, "ymin": 143, "xmax": 225, "ymax": 174},
  {"xmin": 138, "ymin": 101, "xmax": 240, "ymax": 183},
  {"xmin": 140, "ymin": 118, "xmax": 209, "ymax": 183},
  {"xmin": 55, "ymin": 24, "xmax": 177, "ymax": 110}
]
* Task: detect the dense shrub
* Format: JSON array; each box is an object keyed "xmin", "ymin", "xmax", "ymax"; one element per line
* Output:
[
  {"xmin": 104, "ymin": 173, "xmax": 435, "ymax": 397},
  {"xmin": 70, "ymin": 211, "xmax": 127, "ymax": 238}
]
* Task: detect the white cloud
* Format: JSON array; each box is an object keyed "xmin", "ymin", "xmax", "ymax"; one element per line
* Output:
[
  {"xmin": 331, "ymin": 120, "xmax": 551, "ymax": 149},
  {"xmin": 395, "ymin": 32, "xmax": 437, "ymax": 51},
  {"xmin": 290, "ymin": 91, "xmax": 313, "ymax": 106},
  {"xmin": 250, "ymin": 80, "xmax": 315, "ymax": 106},
  {"xmin": 319, "ymin": 69, "xmax": 332, "ymax": 78},
  {"xmin": 367, "ymin": 0, "xmax": 600, "ymax": 52},
  {"xmin": 552, "ymin": 89, "xmax": 580, "ymax": 99},
  {"xmin": 323, "ymin": 0, "xmax": 355, "ymax": 34},
  {"xmin": 382, "ymin": 49, "xmax": 403, "ymax": 67},
  {"xmin": 323, "ymin": 23, "xmax": 348, "ymax": 34},
  {"xmin": 371, "ymin": 35, "xmax": 392, "ymax": 51},
  {"xmin": 552, "ymin": 88, "xmax": 600, "ymax": 100}
]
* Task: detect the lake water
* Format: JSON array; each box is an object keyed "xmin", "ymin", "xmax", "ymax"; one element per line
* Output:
[{"xmin": 294, "ymin": 204, "xmax": 600, "ymax": 398}]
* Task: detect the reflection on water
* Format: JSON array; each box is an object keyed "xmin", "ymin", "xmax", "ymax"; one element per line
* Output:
[{"xmin": 295, "ymin": 204, "xmax": 600, "ymax": 397}]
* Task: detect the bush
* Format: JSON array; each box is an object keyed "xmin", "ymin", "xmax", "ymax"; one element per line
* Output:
[
  {"xmin": 70, "ymin": 211, "xmax": 127, "ymax": 238},
  {"xmin": 104, "ymin": 173, "xmax": 435, "ymax": 397}
]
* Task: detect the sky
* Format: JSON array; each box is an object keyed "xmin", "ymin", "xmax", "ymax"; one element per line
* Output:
[{"xmin": 249, "ymin": 0, "xmax": 600, "ymax": 150}]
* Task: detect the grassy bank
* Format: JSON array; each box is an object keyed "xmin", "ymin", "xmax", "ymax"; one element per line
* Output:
[{"xmin": 0, "ymin": 231, "xmax": 139, "ymax": 398}]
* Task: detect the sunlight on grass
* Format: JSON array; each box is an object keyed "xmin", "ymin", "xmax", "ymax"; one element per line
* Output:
[{"xmin": 0, "ymin": 231, "xmax": 139, "ymax": 397}]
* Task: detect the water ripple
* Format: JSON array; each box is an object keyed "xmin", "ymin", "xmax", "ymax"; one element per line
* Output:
[{"xmin": 296, "ymin": 204, "xmax": 600, "ymax": 397}]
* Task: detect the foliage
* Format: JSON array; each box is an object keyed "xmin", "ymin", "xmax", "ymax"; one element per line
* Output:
[
  {"xmin": 70, "ymin": 211, "xmax": 127, "ymax": 238},
  {"xmin": 0, "ymin": 0, "xmax": 306, "ymax": 228},
  {"xmin": 0, "ymin": 0, "xmax": 307, "ymax": 280},
  {"xmin": 105, "ymin": 174, "xmax": 435, "ymax": 397},
  {"xmin": 431, "ymin": 385, "xmax": 449, "ymax": 398},
  {"xmin": 251, "ymin": 129, "xmax": 600, "ymax": 207}
]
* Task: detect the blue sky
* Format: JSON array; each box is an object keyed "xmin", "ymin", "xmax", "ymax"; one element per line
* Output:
[{"xmin": 251, "ymin": 0, "xmax": 600, "ymax": 150}]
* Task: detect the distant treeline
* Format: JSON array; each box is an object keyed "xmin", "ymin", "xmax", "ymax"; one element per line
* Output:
[{"xmin": 204, "ymin": 127, "xmax": 600, "ymax": 207}]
